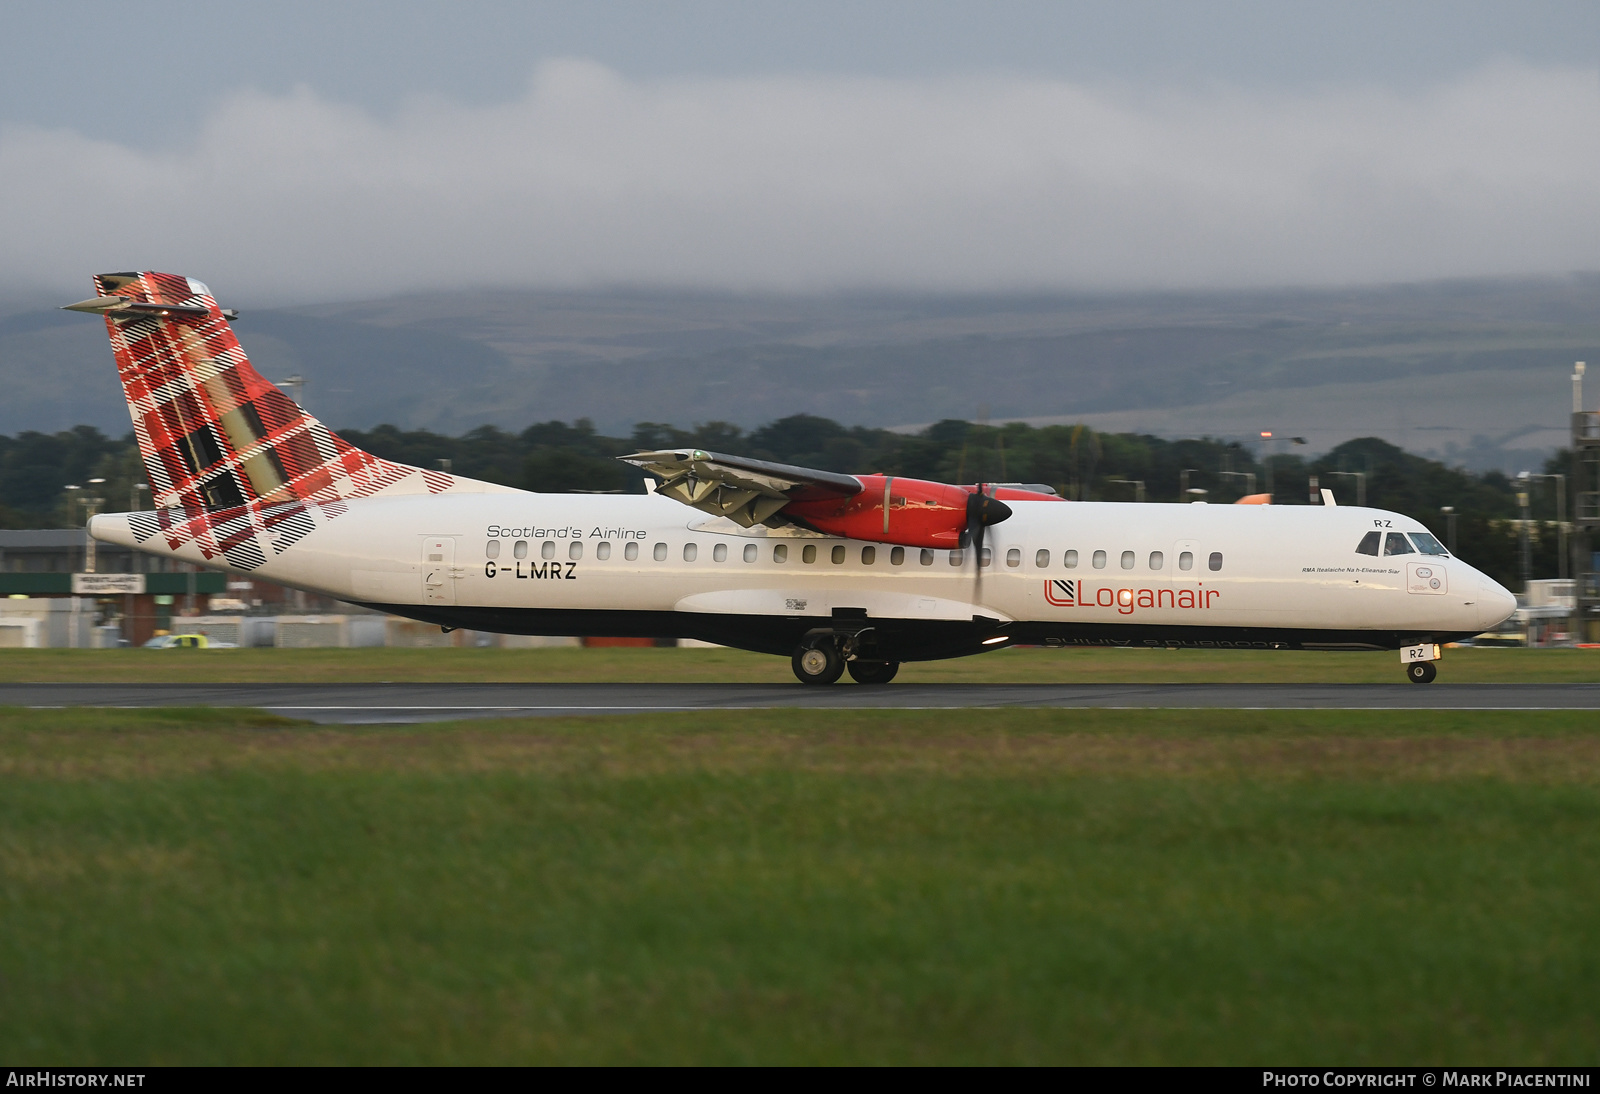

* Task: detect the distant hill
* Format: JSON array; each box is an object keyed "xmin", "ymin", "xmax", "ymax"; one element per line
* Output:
[{"xmin": 3, "ymin": 275, "xmax": 1594, "ymax": 473}]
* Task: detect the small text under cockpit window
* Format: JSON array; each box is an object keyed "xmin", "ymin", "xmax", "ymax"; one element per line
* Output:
[
  {"xmin": 1384, "ymin": 532, "xmax": 1414, "ymax": 556},
  {"xmin": 1355, "ymin": 531, "xmax": 1380, "ymax": 556}
]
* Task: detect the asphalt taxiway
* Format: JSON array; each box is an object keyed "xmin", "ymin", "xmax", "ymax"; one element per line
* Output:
[{"xmin": 5, "ymin": 682, "xmax": 1599, "ymax": 723}]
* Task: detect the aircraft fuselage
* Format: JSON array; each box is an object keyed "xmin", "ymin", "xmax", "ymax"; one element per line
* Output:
[{"xmin": 93, "ymin": 491, "xmax": 1515, "ymax": 662}]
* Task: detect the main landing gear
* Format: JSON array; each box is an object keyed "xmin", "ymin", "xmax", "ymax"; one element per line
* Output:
[
  {"xmin": 792, "ymin": 642, "xmax": 845, "ymax": 685},
  {"xmin": 847, "ymin": 660, "xmax": 900, "ymax": 685},
  {"xmin": 790, "ymin": 633, "xmax": 900, "ymax": 685}
]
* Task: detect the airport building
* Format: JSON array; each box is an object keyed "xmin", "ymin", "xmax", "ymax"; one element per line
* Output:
[{"xmin": 0, "ymin": 529, "xmax": 580, "ymax": 649}]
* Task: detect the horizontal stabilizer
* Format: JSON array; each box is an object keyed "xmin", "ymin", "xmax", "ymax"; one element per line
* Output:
[{"xmin": 63, "ymin": 295, "xmax": 211, "ymax": 320}]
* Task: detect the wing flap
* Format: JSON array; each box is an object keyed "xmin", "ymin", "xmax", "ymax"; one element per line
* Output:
[{"xmin": 622, "ymin": 449, "xmax": 861, "ymax": 527}]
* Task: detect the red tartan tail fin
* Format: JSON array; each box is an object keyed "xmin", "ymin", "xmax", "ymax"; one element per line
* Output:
[{"xmin": 72, "ymin": 272, "xmax": 451, "ymax": 512}]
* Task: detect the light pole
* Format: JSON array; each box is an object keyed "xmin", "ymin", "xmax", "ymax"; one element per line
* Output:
[
  {"xmin": 279, "ymin": 374, "xmax": 306, "ymax": 409},
  {"xmin": 1109, "ymin": 478, "xmax": 1145, "ymax": 503},
  {"xmin": 1518, "ymin": 471, "xmax": 1568, "ymax": 581},
  {"xmin": 1328, "ymin": 470, "xmax": 1366, "ymax": 508},
  {"xmin": 1517, "ymin": 490, "xmax": 1533, "ymax": 592},
  {"xmin": 1260, "ymin": 431, "xmax": 1274, "ymax": 500},
  {"xmin": 130, "ymin": 480, "xmax": 148, "ymax": 513},
  {"xmin": 83, "ymin": 479, "xmax": 105, "ymax": 574},
  {"xmin": 1218, "ymin": 470, "xmax": 1255, "ymax": 498},
  {"xmin": 1440, "ymin": 506, "xmax": 1458, "ymax": 555}
]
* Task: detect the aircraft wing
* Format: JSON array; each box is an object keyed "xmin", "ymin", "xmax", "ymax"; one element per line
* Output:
[{"xmin": 620, "ymin": 449, "xmax": 861, "ymax": 527}]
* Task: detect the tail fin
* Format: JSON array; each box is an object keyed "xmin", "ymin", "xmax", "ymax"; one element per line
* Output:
[
  {"xmin": 69, "ymin": 271, "xmax": 454, "ymax": 511},
  {"xmin": 68, "ymin": 272, "xmax": 486, "ymax": 571}
]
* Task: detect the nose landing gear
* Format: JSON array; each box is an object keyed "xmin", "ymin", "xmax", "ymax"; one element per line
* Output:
[
  {"xmin": 1405, "ymin": 661, "xmax": 1437, "ymax": 684},
  {"xmin": 1401, "ymin": 641, "xmax": 1441, "ymax": 684}
]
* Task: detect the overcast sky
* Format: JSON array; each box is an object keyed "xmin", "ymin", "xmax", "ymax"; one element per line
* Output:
[{"xmin": 2, "ymin": 1, "xmax": 1596, "ymax": 303}]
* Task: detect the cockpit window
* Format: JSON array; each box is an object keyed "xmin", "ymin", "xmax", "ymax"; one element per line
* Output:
[
  {"xmin": 1383, "ymin": 532, "xmax": 1415, "ymax": 556},
  {"xmin": 1355, "ymin": 531, "xmax": 1380, "ymax": 556},
  {"xmin": 1409, "ymin": 532, "xmax": 1449, "ymax": 556}
]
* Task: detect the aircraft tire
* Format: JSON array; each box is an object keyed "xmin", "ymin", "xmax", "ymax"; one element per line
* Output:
[
  {"xmin": 1406, "ymin": 661, "xmax": 1437, "ymax": 684},
  {"xmin": 847, "ymin": 660, "xmax": 900, "ymax": 685},
  {"xmin": 793, "ymin": 642, "xmax": 845, "ymax": 685}
]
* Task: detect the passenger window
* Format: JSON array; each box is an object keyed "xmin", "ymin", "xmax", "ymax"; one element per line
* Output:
[
  {"xmin": 1006, "ymin": 548, "xmax": 1021, "ymax": 568},
  {"xmin": 513, "ymin": 540, "xmax": 528, "ymax": 560},
  {"xmin": 1208, "ymin": 551, "xmax": 1223, "ymax": 571},
  {"xmin": 920, "ymin": 549, "xmax": 934, "ymax": 566},
  {"xmin": 949, "ymin": 550, "xmax": 964, "ymax": 566},
  {"xmin": 1149, "ymin": 551, "xmax": 1164, "ymax": 570},
  {"xmin": 1383, "ymin": 533, "xmax": 1414, "ymax": 556},
  {"xmin": 486, "ymin": 540, "xmax": 501, "ymax": 559},
  {"xmin": 1064, "ymin": 549, "xmax": 1078, "ymax": 568},
  {"xmin": 1120, "ymin": 550, "xmax": 1135, "ymax": 570},
  {"xmin": 743, "ymin": 543, "xmax": 757, "ymax": 562},
  {"xmin": 596, "ymin": 542, "xmax": 611, "ymax": 560},
  {"xmin": 713, "ymin": 543, "xmax": 727, "ymax": 562},
  {"xmin": 624, "ymin": 542, "xmax": 639, "ymax": 561},
  {"xmin": 980, "ymin": 547, "xmax": 992, "ymax": 567},
  {"xmin": 891, "ymin": 546, "xmax": 905, "ymax": 565},
  {"xmin": 569, "ymin": 541, "xmax": 583, "ymax": 560},
  {"xmin": 1093, "ymin": 550, "xmax": 1107, "ymax": 569},
  {"xmin": 683, "ymin": 543, "xmax": 697, "ymax": 562},
  {"xmin": 861, "ymin": 546, "xmax": 876, "ymax": 565},
  {"xmin": 831, "ymin": 545, "xmax": 846, "ymax": 564},
  {"xmin": 541, "ymin": 541, "xmax": 556, "ymax": 560},
  {"xmin": 653, "ymin": 542, "xmax": 667, "ymax": 561},
  {"xmin": 803, "ymin": 544, "xmax": 817, "ymax": 564},
  {"xmin": 1036, "ymin": 549, "xmax": 1049, "ymax": 568},
  {"xmin": 1410, "ymin": 532, "xmax": 1449, "ymax": 556},
  {"xmin": 1355, "ymin": 531, "xmax": 1380, "ymax": 556},
  {"xmin": 1179, "ymin": 551, "xmax": 1193, "ymax": 571},
  {"xmin": 773, "ymin": 543, "xmax": 788, "ymax": 563}
]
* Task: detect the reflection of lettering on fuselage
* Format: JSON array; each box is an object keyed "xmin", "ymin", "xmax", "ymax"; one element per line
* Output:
[
  {"xmin": 484, "ymin": 561, "xmax": 577, "ymax": 580},
  {"xmin": 1043, "ymin": 579, "xmax": 1218, "ymax": 615}
]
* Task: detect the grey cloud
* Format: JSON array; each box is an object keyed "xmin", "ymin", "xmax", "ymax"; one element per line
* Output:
[{"xmin": 2, "ymin": 59, "xmax": 1596, "ymax": 303}]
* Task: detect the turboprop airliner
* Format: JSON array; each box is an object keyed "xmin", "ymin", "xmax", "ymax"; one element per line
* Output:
[{"xmin": 69, "ymin": 272, "xmax": 1516, "ymax": 684}]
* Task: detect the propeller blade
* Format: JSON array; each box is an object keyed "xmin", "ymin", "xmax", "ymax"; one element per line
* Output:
[{"xmin": 965, "ymin": 485, "xmax": 1012, "ymax": 604}]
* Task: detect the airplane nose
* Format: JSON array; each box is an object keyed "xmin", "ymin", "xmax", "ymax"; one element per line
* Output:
[{"xmin": 1477, "ymin": 573, "xmax": 1518, "ymax": 629}]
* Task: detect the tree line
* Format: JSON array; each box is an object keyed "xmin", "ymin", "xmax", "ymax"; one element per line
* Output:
[{"xmin": 0, "ymin": 415, "xmax": 1576, "ymax": 591}]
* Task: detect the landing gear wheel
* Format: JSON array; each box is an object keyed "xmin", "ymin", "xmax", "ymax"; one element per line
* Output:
[
  {"xmin": 792, "ymin": 642, "xmax": 845, "ymax": 685},
  {"xmin": 1406, "ymin": 661, "xmax": 1437, "ymax": 684},
  {"xmin": 847, "ymin": 660, "xmax": 900, "ymax": 685}
]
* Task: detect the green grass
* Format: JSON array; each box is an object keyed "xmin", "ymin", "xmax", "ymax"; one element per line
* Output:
[
  {"xmin": 2, "ymin": 644, "xmax": 1598, "ymax": 684},
  {"xmin": 2, "ymin": 706, "xmax": 1598, "ymax": 1064}
]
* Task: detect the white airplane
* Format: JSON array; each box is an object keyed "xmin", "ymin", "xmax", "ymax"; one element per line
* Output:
[{"xmin": 70, "ymin": 272, "xmax": 1516, "ymax": 685}]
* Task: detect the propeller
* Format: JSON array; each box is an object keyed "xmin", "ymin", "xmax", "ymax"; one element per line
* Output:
[{"xmin": 962, "ymin": 485, "xmax": 1013, "ymax": 605}]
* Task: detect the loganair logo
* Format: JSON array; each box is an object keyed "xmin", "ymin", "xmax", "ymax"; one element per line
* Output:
[{"xmin": 1044, "ymin": 579, "xmax": 1219, "ymax": 615}]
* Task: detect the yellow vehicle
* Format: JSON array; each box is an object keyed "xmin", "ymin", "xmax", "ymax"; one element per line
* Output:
[{"xmin": 142, "ymin": 633, "xmax": 235, "ymax": 649}]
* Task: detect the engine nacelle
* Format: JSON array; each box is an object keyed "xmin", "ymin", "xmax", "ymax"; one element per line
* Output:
[{"xmin": 786, "ymin": 475, "xmax": 1060, "ymax": 548}]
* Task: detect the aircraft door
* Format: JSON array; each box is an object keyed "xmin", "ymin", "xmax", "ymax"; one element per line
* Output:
[
  {"xmin": 422, "ymin": 536, "xmax": 458, "ymax": 605},
  {"xmin": 1169, "ymin": 538, "xmax": 1201, "ymax": 617}
]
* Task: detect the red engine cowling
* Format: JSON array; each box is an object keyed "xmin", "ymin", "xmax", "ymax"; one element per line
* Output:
[{"xmin": 786, "ymin": 475, "xmax": 1061, "ymax": 549}]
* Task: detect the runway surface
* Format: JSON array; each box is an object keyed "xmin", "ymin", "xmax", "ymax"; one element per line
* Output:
[{"xmin": 5, "ymin": 682, "xmax": 1600, "ymax": 723}]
